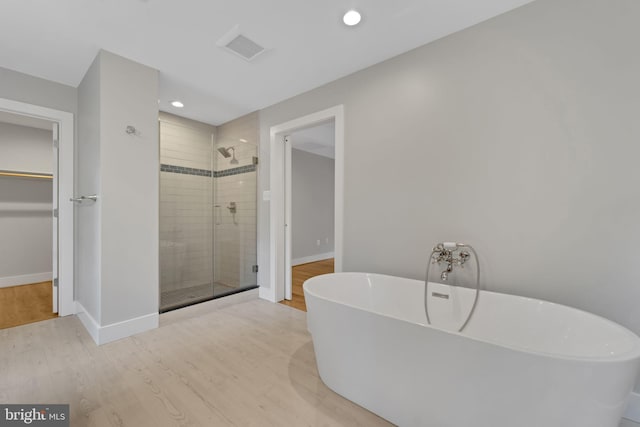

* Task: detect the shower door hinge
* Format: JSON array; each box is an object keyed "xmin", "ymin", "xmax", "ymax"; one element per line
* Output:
[
  {"xmin": 53, "ymin": 208, "xmax": 58, "ymax": 218},
  {"xmin": 53, "ymin": 278, "xmax": 59, "ymax": 288},
  {"xmin": 252, "ymin": 265, "xmax": 259, "ymax": 273},
  {"xmin": 252, "ymin": 156, "xmax": 258, "ymax": 165}
]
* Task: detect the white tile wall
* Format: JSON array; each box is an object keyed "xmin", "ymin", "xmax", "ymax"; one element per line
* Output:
[
  {"xmin": 159, "ymin": 115, "xmax": 258, "ymax": 299},
  {"xmin": 160, "ymin": 121, "xmax": 213, "ymax": 294}
]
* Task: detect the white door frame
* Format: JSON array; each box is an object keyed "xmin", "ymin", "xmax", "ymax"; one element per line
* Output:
[
  {"xmin": 0, "ymin": 98, "xmax": 75, "ymax": 316},
  {"xmin": 268, "ymin": 105, "xmax": 344, "ymax": 302},
  {"xmin": 283, "ymin": 135, "xmax": 292, "ymax": 300}
]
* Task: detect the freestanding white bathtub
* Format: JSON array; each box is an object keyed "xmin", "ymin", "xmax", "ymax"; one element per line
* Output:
[{"xmin": 303, "ymin": 272, "xmax": 640, "ymax": 427}]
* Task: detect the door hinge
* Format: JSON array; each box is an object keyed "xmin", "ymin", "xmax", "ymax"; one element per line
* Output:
[
  {"xmin": 252, "ymin": 156, "xmax": 258, "ymax": 165},
  {"xmin": 252, "ymin": 265, "xmax": 259, "ymax": 273},
  {"xmin": 53, "ymin": 208, "xmax": 58, "ymax": 218},
  {"xmin": 53, "ymin": 278, "xmax": 59, "ymax": 288},
  {"xmin": 53, "ymin": 138, "xmax": 59, "ymax": 148}
]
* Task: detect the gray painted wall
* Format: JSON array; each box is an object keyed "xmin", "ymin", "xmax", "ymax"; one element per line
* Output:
[
  {"xmin": 99, "ymin": 51, "xmax": 159, "ymax": 325},
  {"xmin": 77, "ymin": 50, "xmax": 159, "ymax": 326},
  {"xmin": 0, "ymin": 123, "xmax": 54, "ymax": 173},
  {"xmin": 0, "ymin": 67, "xmax": 77, "ymax": 115},
  {"xmin": 291, "ymin": 148, "xmax": 334, "ymax": 261},
  {"xmin": 257, "ymin": 0, "xmax": 640, "ymax": 390},
  {"xmin": 77, "ymin": 54, "xmax": 102, "ymax": 321}
]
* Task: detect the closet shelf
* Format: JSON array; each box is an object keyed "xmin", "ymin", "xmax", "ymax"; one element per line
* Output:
[{"xmin": 0, "ymin": 169, "xmax": 53, "ymax": 179}]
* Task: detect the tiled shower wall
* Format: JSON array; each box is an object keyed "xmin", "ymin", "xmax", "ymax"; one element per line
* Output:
[
  {"xmin": 159, "ymin": 112, "xmax": 257, "ymax": 294},
  {"xmin": 214, "ymin": 112, "xmax": 258, "ymax": 288},
  {"xmin": 159, "ymin": 115, "xmax": 214, "ymax": 293}
]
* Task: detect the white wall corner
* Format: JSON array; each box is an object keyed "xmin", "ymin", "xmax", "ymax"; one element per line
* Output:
[
  {"xmin": 292, "ymin": 252, "xmax": 335, "ymax": 267},
  {"xmin": 259, "ymin": 285, "xmax": 276, "ymax": 303},
  {"xmin": 75, "ymin": 301, "xmax": 100, "ymax": 345},
  {"xmin": 98, "ymin": 312, "xmax": 159, "ymax": 345},
  {"xmin": 624, "ymin": 391, "xmax": 640, "ymax": 423},
  {"xmin": 75, "ymin": 301, "xmax": 158, "ymax": 346}
]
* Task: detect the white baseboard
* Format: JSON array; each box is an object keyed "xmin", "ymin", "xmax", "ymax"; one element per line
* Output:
[
  {"xmin": 75, "ymin": 301, "xmax": 100, "ymax": 344},
  {"xmin": 75, "ymin": 301, "xmax": 159, "ymax": 346},
  {"xmin": 99, "ymin": 312, "xmax": 159, "ymax": 345},
  {"xmin": 0, "ymin": 272, "xmax": 52, "ymax": 288},
  {"xmin": 292, "ymin": 252, "xmax": 334, "ymax": 266},
  {"xmin": 624, "ymin": 391, "xmax": 640, "ymax": 422}
]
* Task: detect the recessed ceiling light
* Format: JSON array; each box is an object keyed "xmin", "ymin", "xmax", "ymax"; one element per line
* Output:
[
  {"xmin": 343, "ymin": 10, "xmax": 362, "ymax": 27},
  {"xmin": 170, "ymin": 100, "xmax": 184, "ymax": 108}
]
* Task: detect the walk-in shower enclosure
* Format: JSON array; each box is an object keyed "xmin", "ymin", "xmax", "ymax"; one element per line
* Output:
[{"xmin": 159, "ymin": 113, "xmax": 257, "ymax": 311}]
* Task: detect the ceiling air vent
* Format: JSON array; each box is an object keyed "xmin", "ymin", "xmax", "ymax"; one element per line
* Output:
[{"xmin": 217, "ymin": 26, "xmax": 266, "ymax": 61}]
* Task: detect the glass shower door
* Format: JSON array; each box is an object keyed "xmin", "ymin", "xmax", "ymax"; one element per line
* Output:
[
  {"xmin": 159, "ymin": 114, "xmax": 258, "ymax": 312},
  {"xmin": 212, "ymin": 136, "xmax": 258, "ymax": 297}
]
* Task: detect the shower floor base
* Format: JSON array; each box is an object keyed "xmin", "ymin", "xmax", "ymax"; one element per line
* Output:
[{"xmin": 160, "ymin": 282, "xmax": 236, "ymax": 311}]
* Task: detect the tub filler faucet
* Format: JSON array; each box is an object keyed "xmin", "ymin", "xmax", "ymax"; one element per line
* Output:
[
  {"xmin": 424, "ymin": 241, "xmax": 480, "ymax": 332},
  {"xmin": 431, "ymin": 242, "xmax": 470, "ymax": 282}
]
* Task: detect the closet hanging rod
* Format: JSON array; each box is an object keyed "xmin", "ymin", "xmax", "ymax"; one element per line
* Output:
[{"xmin": 0, "ymin": 169, "xmax": 53, "ymax": 179}]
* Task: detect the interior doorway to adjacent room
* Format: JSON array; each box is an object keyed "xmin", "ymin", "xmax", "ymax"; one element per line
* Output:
[
  {"xmin": 279, "ymin": 122, "xmax": 335, "ymax": 311},
  {"xmin": 0, "ymin": 99, "xmax": 74, "ymax": 328},
  {"xmin": 269, "ymin": 105, "xmax": 344, "ymax": 307}
]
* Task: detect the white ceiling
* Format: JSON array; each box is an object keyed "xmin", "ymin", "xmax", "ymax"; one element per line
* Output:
[
  {"xmin": 291, "ymin": 121, "xmax": 335, "ymax": 159},
  {"xmin": 0, "ymin": 0, "xmax": 534, "ymax": 126}
]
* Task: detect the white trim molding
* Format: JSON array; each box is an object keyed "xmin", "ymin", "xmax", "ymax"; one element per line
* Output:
[
  {"xmin": 75, "ymin": 302, "xmax": 159, "ymax": 345},
  {"xmin": 292, "ymin": 252, "xmax": 335, "ymax": 267},
  {"xmin": 624, "ymin": 391, "xmax": 640, "ymax": 423},
  {"xmin": 0, "ymin": 272, "xmax": 53, "ymax": 289},
  {"xmin": 267, "ymin": 105, "xmax": 345, "ymax": 303},
  {"xmin": 99, "ymin": 313, "xmax": 159, "ymax": 345},
  {"xmin": 75, "ymin": 302, "xmax": 100, "ymax": 344}
]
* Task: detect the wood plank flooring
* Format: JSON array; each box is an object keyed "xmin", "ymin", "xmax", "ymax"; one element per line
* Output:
[
  {"xmin": 280, "ymin": 258, "xmax": 334, "ymax": 312},
  {"xmin": 0, "ymin": 281, "xmax": 57, "ymax": 329},
  {"xmin": 0, "ymin": 298, "xmax": 391, "ymax": 427}
]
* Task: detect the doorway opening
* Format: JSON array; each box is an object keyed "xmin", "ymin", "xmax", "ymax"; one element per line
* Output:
[
  {"xmin": 268, "ymin": 105, "xmax": 344, "ymax": 304},
  {"xmin": 279, "ymin": 122, "xmax": 336, "ymax": 311},
  {"xmin": 0, "ymin": 98, "xmax": 74, "ymax": 327},
  {"xmin": 0, "ymin": 112, "xmax": 59, "ymax": 327}
]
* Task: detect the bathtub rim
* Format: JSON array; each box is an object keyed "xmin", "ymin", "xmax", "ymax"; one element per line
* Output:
[{"xmin": 303, "ymin": 272, "xmax": 640, "ymax": 363}]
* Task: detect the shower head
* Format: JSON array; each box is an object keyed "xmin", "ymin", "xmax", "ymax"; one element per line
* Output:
[
  {"xmin": 217, "ymin": 147, "xmax": 232, "ymax": 158},
  {"xmin": 218, "ymin": 146, "xmax": 239, "ymax": 165}
]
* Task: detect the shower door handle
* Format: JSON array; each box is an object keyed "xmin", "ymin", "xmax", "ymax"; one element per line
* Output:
[{"xmin": 70, "ymin": 195, "xmax": 98, "ymax": 203}]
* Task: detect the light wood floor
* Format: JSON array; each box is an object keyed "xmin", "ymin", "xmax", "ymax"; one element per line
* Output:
[
  {"xmin": 280, "ymin": 258, "xmax": 334, "ymax": 312},
  {"xmin": 0, "ymin": 298, "xmax": 637, "ymax": 427},
  {"xmin": 0, "ymin": 298, "xmax": 390, "ymax": 427},
  {"xmin": 0, "ymin": 281, "xmax": 57, "ymax": 329}
]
